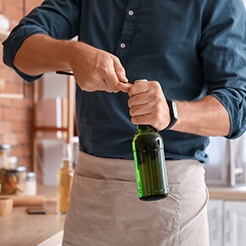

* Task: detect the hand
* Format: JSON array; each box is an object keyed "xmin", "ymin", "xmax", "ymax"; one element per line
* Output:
[
  {"xmin": 127, "ymin": 80, "xmax": 170, "ymax": 131},
  {"xmin": 70, "ymin": 42, "xmax": 129, "ymax": 93}
]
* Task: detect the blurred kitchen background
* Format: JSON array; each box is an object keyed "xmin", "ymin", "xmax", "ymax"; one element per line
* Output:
[{"xmin": 0, "ymin": 0, "xmax": 246, "ymax": 246}]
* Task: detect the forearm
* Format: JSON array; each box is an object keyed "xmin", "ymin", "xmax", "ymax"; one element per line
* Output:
[
  {"xmin": 13, "ymin": 33, "xmax": 129, "ymax": 93},
  {"xmin": 172, "ymin": 95, "xmax": 230, "ymax": 136},
  {"xmin": 13, "ymin": 34, "xmax": 74, "ymax": 75}
]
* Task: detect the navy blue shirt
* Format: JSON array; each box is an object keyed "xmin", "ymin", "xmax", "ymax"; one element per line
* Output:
[{"xmin": 3, "ymin": 0, "xmax": 246, "ymax": 162}]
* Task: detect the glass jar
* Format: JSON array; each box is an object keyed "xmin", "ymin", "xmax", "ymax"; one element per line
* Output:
[
  {"xmin": 0, "ymin": 166, "xmax": 27, "ymax": 195},
  {"xmin": 0, "ymin": 144, "xmax": 11, "ymax": 169},
  {"xmin": 8, "ymin": 156, "xmax": 18, "ymax": 169},
  {"xmin": 24, "ymin": 172, "xmax": 37, "ymax": 196}
]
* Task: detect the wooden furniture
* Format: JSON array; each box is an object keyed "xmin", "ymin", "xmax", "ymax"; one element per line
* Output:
[
  {"xmin": 0, "ymin": 186, "xmax": 65, "ymax": 246},
  {"xmin": 208, "ymin": 185, "xmax": 246, "ymax": 246},
  {"xmin": 32, "ymin": 75, "xmax": 76, "ymax": 174},
  {"xmin": 209, "ymin": 185, "xmax": 246, "ymax": 201}
]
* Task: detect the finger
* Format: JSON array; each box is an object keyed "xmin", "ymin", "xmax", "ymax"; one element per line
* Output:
[
  {"xmin": 129, "ymin": 100, "xmax": 152, "ymax": 115},
  {"xmin": 112, "ymin": 56, "xmax": 128, "ymax": 83},
  {"xmin": 131, "ymin": 113, "xmax": 154, "ymax": 126},
  {"xmin": 131, "ymin": 112, "xmax": 165, "ymax": 131},
  {"xmin": 128, "ymin": 81, "xmax": 150, "ymax": 97},
  {"xmin": 117, "ymin": 81, "xmax": 132, "ymax": 93},
  {"xmin": 128, "ymin": 94, "xmax": 149, "ymax": 109}
]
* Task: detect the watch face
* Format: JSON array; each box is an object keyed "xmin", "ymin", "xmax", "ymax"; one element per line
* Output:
[
  {"xmin": 172, "ymin": 101, "xmax": 179, "ymax": 119},
  {"xmin": 165, "ymin": 100, "xmax": 178, "ymax": 130}
]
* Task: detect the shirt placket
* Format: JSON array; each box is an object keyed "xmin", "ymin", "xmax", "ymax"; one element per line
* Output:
[{"xmin": 116, "ymin": 0, "xmax": 142, "ymax": 66}]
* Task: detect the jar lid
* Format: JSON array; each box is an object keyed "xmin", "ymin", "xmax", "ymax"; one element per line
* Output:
[
  {"xmin": 8, "ymin": 156, "xmax": 18, "ymax": 169},
  {"xmin": 16, "ymin": 166, "xmax": 27, "ymax": 173},
  {"xmin": 6, "ymin": 166, "xmax": 26, "ymax": 174},
  {"xmin": 27, "ymin": 172, "xmax": 36, "ymax": 178},
  {"xmin": 0, "ymin": 144, "xmax": 11, "ymax": 151}
]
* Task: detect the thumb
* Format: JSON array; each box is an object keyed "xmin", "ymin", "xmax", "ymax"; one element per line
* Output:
[
  {"xmin": 117, "ymin": 81, "xmax": 132, "ymax": 93},
  {"xmin": 111, "ymin": 55, "xmax": 130, "ymax": 92}
]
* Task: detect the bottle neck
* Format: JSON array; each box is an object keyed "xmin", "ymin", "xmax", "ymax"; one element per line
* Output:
[
  {"xmin": 137, "ymin": 125, "xmax": 157, "ymax": 132},
  {"xmin": 60, "ymin": 158, "xmax": 72, "ymax": 169}
]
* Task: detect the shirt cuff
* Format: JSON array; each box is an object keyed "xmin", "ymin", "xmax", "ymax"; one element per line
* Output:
[{"xmin": 2, "ymin": 25, "xmax": 48, "ymax": 82}]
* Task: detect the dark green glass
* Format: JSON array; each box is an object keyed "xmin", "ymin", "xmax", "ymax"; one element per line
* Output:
[{"xmin": 132, "ymin": 125, "xmax": 169, "ymax": 201}]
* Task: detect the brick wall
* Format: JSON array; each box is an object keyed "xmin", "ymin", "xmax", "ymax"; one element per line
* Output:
[{"xmin": 0, "ymin": 0, "xmax": 43, "ymax": 170}]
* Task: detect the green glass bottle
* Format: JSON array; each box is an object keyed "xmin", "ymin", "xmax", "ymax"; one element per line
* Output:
[{"xmin": 132, "ymin": 125, "xmax": 169, "ymax": 201}]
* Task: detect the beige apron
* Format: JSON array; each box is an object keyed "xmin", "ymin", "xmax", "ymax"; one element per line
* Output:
[{"xmin": 62, "ymin": 151, "xmax": 209, "ymax": 246}]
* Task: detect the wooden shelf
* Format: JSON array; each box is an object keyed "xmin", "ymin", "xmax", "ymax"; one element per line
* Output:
[
  {"xmin": 32, "ymin": 75, "xmax": 76, "ymax": 173},
  {"xmin": 0, "ymin": 29, "xmax": 10, "ymax": 42},
  {"xmin": 34, "ymin": 126, "xmax": 68, "ymax": 132},
  {"xmin": 0, "ymin": 93, "xmax": 24, "ymax": 99}
]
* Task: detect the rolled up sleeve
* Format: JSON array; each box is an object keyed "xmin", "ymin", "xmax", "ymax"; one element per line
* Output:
[
  {"xmin": 2, "ymin": 0, "xmax": 80, "ymax": 82},
  {"xmin": 199, "ymin": 0, "xmax": 246, "ymax": 138}
]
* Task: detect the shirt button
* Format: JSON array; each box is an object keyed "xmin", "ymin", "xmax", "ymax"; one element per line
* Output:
[
  {"xmin": 128, "ymin": 10, "xmax": 134, "ymax": 16},
  {"xmin": 120, "ymin": 43, "xmax": 126, "ymax": 49}
]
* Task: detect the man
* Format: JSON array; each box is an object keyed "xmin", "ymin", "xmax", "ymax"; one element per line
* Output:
[{"xmin": 3, "ymin": 0, "xmax": 246, "ymax": 245}]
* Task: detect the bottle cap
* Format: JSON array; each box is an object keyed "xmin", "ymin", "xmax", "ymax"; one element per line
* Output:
[
  {"xmin": 61, "ymin": 158, "xmax": 72, "ymax": 168},
  {"xmin": 134, "ymin": 79, "xmax": 148, "ymax": 84}
]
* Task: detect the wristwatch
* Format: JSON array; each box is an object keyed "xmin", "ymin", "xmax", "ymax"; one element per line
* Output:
[{"xmin": 165, "ymin": 100, "xmax": 179, "ymax": 130}]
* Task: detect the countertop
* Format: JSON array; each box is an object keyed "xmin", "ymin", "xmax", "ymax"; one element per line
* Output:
[
  {"xmin": 1, "ymin": 183, "xmax": 246, "ymax": 246},
  {"xmin": 0, "ymin": 186, "xmax": 65, "ymax": 246},
  {"xmin": 208, "ymin": 184, "xmax": 246, "ymax": 201}
]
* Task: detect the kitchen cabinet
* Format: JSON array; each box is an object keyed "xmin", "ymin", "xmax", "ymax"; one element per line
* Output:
[
  {"xmin": 224, "ymin": 201, "xmax": 246, "ymax": 246},
  {"xmin": 208, "ymin": 199, "xmax": 246, "ymax": 246},
  {"xmin": 33, "ymin": 73, "xmax": 75, "ymax": 144},
  {"xmin": 32, "ymin": 73, "xmax": 77, "ymax": 183},
  {"xmin": 208, "ymin": 200, "xmax": 223, "ymax": 246}
]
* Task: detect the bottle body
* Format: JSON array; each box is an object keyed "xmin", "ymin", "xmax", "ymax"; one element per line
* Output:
[
  {"xmin": 132, "ymin": 125, "xmax": 169, "ymax": 201},
  {"xmin": 56, "ymin": 159, "xmax": 73, "ymax": 214}
]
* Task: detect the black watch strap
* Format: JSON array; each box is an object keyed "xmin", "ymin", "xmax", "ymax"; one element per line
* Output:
[{"xmin": 165, "ymin": 100, "xmax": 179, "ymax": 130}]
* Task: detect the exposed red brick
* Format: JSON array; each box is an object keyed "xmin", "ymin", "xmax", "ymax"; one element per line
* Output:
[
  {"xmin": 0, "ymin": 122, "xmax": 11, "ymax": 134},
  {"xmin": 0, "ymin": 0, "xmax": 49, "ymax": 179}
]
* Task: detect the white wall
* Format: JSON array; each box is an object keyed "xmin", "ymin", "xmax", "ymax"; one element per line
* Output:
[{"xmin": 205, "ymin": 135, "xmax": 246, "ymax": 186}]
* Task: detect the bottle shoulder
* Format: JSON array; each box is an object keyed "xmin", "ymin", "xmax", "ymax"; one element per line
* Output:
[
  {"xmin": 133, "ymin": 131, "xmax": 163, "ymax": 140},
  {"xmin": 133, "ymin": 132, "xmax": 164, "ymax": 149},
  {"xmin": 58, "ymin": 168, "xmax": 74, "ymax": 175}
]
